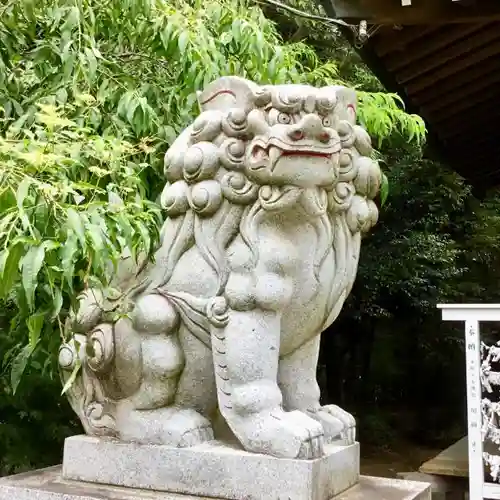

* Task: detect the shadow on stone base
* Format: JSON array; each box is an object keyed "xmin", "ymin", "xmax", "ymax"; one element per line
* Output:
[{"xmin": 0, "ymin": 466, "xmax": 432, "ymax": 500}]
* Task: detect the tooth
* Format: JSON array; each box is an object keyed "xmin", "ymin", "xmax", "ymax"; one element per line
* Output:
[{"xmin": 269, "ymin": 146, "xmax": 281, "ymax": 168}]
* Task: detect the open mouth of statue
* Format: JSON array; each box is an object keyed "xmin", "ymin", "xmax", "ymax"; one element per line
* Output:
[{"xmin": 249, "ymin": 138, "xmax": 340, "ymax": 170}]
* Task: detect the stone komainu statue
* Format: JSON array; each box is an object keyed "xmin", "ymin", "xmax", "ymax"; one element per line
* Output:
[{"xmin": 59, "ymin": 76, "xmax": 381, "ymax": 460}]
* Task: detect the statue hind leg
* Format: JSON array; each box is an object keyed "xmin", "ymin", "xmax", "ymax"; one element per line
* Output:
[
  {"xmin": 115, "ymin": 294, "xmax": 214, "ymax": 446},
  {"xmin": 278, "ymin": 335, "xmax": 356, "ymax": 445}
]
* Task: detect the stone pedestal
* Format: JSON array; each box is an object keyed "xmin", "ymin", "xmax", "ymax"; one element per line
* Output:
[
  {"xmin": 62, "ymin": 435, "xmax": 359, "ymax": 500},
  {"xmin": 0, "ymin": 466, "xmax": 432, "ymax": 500}
]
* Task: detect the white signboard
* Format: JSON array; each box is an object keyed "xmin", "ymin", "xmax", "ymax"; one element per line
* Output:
[{"xmin": 439, "ymin": 305, "xmax": 500, "ymax": 500}]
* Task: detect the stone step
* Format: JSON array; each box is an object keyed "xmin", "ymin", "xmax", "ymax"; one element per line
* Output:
[{"xmin": 0, "ymin": 465, "xmax": 431, "ymax": 500}]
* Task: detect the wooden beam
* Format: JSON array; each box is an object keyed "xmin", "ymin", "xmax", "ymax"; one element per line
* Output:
[
  {"xmin": 445, "ymin": 135, "xmax": 500, "ymax": 154},
  {"xmin": 438, "ymin": 108, "xmax": 500, "ymax": 139},
  {"xmin": 431, "ymin": 86, "xmax": 500, "ymax": 123},
  {"xmin": 384, "ymin": 23, "xmax": 485, "ymax": 72},
  {"xmin": 404, "ymin": 38, "xmax": 500, "ymax": 95},
  {"xmin": 396, "ymin": 28, "xmax": 500, "ymax": 84},
  {"xmin": 411, "ymin": 55, "xmax": 500, "ymax": 105},
  {"xmin": 423, "ymin": 72, "xmax": 500, "ymax": 114},
  {"xmin": 327, "ymin": 0, "xmax": 500, "ymax": 24},
  {"xmin": 374, "ymin": 25, "xmax": 438, "ymax": 57},
  {"xmin": 440, "ymin": 116, "xmax": 500, "ymax": 140},
  {"xmin": 433, "ymin": 95, "xmax": 500, "ymax": 129}
]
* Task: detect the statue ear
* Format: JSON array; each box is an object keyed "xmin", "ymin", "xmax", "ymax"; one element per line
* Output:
[
  {"xmin": 197, "ymin": 76, "xmax": 259, "ymax": 112},
  {"xmin": 327, "ymin": 86, "xmax": 357, "ymax": 124}
]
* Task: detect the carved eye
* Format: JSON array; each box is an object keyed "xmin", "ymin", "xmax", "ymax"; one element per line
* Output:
[
  {"xmin": 278, "ymin": 112, "xmax": 292, "ymax": 124},
  {"xmin": 322, "ymin": 116, "xmax": 332, "ymax": 127}
]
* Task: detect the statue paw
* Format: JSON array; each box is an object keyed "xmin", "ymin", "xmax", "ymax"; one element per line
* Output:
[
  {"xmin": 155, "ymin": 408, "xmax": 215, "ymax": 447},
  {"xmin": 309, "ymin": 405, "xmax": 356, "ymax": 445},
  {"xmin": 117, "ymin": 405, "xmax": 214, "ymax": 447},
  {"xmin": 231, "ymin": 409, "xmax": 324, "ymax": 459},
  {"xmin": 178, "ymin": 417, "xmax": 214, "ymax": 447}
]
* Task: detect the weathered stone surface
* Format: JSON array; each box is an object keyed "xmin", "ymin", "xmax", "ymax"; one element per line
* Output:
[
  {"xmin": 337, "ymin": 476, "xmax": 431, "ymax": 500},
  {"xmin": 62, "ymin": 435, "xmax": 359, "ymax": 500},
  {"xmin": 0, "ymin": 466, "xmax": 431, "ymax": 500},
  {"xmin": 58, "ymin": 76, "xmax": 381, "ymax": 462}
]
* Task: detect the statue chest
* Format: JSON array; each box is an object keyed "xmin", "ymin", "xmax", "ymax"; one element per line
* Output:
[{"xmin": 227, "ymin": 217, "xmax": 336, "ymax": 353}]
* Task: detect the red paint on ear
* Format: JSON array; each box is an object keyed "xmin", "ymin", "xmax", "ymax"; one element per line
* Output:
[
  {"xmin": 199, "ymin": 89, "xmax": 237, "ymax": 105},
  {"xmin": 347, "ymin": 104, "xmax": 356, "ymax": 117}
]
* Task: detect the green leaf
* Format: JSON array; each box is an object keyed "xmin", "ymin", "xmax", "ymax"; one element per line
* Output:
[
  {"xmin": 16, "ymin": 177, "xmax": 32, "ymax": 228},
  {"xmin": 66, "ymin": 208, "xmax": 86, "ymax": 247},
  {"xmin": 61, "ymin": 360, "xmax": 81, "ymax": 395},
  {"xmin": 84, "ymin": 47, "xmax": 98, "ymax": 80},
  {"xmin": 61, "ymin": 6, "xmax": 80, "ymax": 32},
  {"xmin": 178, "ymin": 31, "xmax": 189, "ymax": 53},
  {"xmin": 0, "ymin": 244, "xmax": 25, "ymax": 298},
  {"xmin": 20, "ymin": 243, "xmax": 47, "ymax": 310},
  {"xmin": 52, "ymin": 287, "xmax": 64, "ymax": 319},
  {"xmin": 11, "ymin": 344, "xmax": 36, "ymax": 394},
  {"xmin": 27, "ymin": 312, "xmax": 45, "ymax": 348},
  {"xmin": 61, "ymin": 234, "xmax": 78, "ymax": 288}
]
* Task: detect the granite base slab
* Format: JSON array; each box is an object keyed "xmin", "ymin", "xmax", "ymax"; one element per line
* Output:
[
  {"xmin": 62, "ymin": 435, "xmax": 359, "ymax": 500},
  {"xmin": 0, "ymin": 466, "xmax": 432, "ymax": 500}
]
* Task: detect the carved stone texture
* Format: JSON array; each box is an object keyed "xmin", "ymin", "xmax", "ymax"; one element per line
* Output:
[
  {"xmin": 0, "ymin": 467, "xmax": 432, "ymax": 500},
  {"xmin": 62, "ymin": 435, "xmax": 359, "ymax": 499},
  {"xmin": 60, "ymin": 76, "xmax": 381, "ymax": 460}
]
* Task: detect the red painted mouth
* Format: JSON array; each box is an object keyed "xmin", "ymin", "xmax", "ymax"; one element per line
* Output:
[{"xmin": 281, "ymin": 151, "xmax": 331, "ymax": 159}]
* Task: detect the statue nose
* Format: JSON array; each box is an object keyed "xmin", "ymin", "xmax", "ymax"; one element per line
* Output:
[{"xmin": 288, "ymin": 114, "xmax": 330, "ymax": 143}]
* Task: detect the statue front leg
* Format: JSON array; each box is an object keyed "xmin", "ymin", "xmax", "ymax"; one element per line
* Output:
[
  {"xmin": 279, "ymin": 335, "xmax": 356, "ymax": 445},
  {"xmin": 213, "ymin": 308, "xmax": 324, "ymax": 459}
]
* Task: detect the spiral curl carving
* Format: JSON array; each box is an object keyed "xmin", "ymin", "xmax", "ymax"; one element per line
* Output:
[
  {"xmin": 271, "ymin": 90, "xmax": 302, "ymax": 114},
  {"xmin": 206, "ymin": 296, "xmax": 229, "ymax": 328},
  {"xmin": 221, "ymin": 172, "xmax": 259, "ymax": 204},
  {"xmin": 188, "ymin": 180, "xmax": 223, "ymax": 216},
  {"xmin": 367, "ymin": 199, "xmax": 379, "ymax": 228},
  {"xmin": 86, "ymin": 323, "xmax": 115, "ymax": 374},
  {"xmin": 219, "ymin": 138, "xmax": 246, "ymax": 170},
  {"xmin": 222, "ymin": 108, "xmax": 251, "ymax": 138},
  {"xmin": 190, "ymin": 111, "xmax": 223, "ymax": 143},
  {"xmin": 161, "ymin": 180, "xmax": 190, "ymax": 216},
  {"xmin": 164, "ymin": 149, "xmax": 184, "ymax": 182},
  {"xmin": 316, "ymin": 94, "xmax": 336, "ymax": 115},
  {"xmin": 345, "ymin": 195, "xmax": 380, "ymax": 234},
  {"xmin": 337, "ymin": 120, "xmax": 355, "ymax": 148},
  {"xmin": 183, "ymin": 142, "xmax": 219, "ymax": 184},
  {"xmin": 353, "ymin": 125, "xmax": 373, "ymax": 156},
  {"xmin": 338, "ymin": 149, "xmax": 357, "ymax": 183},
  {"xmin": 253, "ymin": 87, "xmax": 272, "ymax": 108},
  {"xmin": 328, "ymin": 182, "xmax": 355, "ymax": 214},
  {"xmin": 59, "ymin": 343, "xmax": 77, "ymax": 371},
  {"xmin": 353, "ymin": 157, "xmax": 382, "ymax": 200},
  {"xmin": 259, "ymin": 185, "xmax": 302, "ymax": 211}
]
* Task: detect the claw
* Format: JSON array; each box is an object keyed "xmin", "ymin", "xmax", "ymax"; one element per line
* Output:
[
  {"xmin": 298, "ymin": 440, "xmax": 312, "ymax": 459},
  {"xmin": 310, "ymin": 436, "xmax": 322, "ymax": 458},
  {"xmin": 179, "ymin": 425, "xmax": 214, "ymax": 447}
]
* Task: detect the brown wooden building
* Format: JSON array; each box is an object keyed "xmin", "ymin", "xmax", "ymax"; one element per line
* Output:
[{"xmin": 319, "ymin": 0, "xmax": 500, "ymax": 191}]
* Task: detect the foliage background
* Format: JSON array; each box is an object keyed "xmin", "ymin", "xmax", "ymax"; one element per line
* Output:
[{"xmin": 1, "ymin": 0, "xmax": 497, "ymax": 475}]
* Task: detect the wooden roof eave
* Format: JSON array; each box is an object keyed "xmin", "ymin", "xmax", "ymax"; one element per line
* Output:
[{"xmin": 327, "ymin": 0, "xmax": 500, "ymax": 25}]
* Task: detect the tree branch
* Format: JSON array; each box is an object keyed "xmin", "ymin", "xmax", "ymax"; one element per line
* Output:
[{"xmin": 253, "ymin": 0, "xmax": 355, "ymax": 29}]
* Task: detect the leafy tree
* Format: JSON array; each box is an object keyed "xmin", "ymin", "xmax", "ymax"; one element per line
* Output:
[
  {"xmin": 0, "ymin": 0, "xmax": 424, "ymax": 394},
  {"xmin": 0, "ymin": 0, "xmax": 427, "ymax": 474}
]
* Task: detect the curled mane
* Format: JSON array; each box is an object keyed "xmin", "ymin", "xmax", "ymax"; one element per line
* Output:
[{"xmin": 148, "ymin": 77, "xmax": 381, "ymax": 302}]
